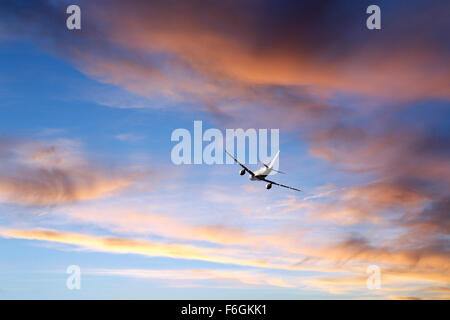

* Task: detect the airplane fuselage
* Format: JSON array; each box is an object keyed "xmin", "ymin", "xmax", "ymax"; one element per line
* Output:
[{"xmin": 248, "ymin": 166, "xmax": 271, "ymax": 181}]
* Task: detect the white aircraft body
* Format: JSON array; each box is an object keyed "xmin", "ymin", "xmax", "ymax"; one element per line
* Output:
[{"xmin": 225, "ymin": 150, "xmax": 301, "ymax": 191}]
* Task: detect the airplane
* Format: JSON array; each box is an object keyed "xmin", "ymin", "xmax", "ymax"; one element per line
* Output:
[{"xmin": 225, "ymin": 150, "xmax": 301, "ymax": 191}]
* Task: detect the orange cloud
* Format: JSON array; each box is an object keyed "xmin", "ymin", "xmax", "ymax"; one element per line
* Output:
[
  {"xmin": 65, "ymin": 206, "xmax": 303, "ymax": 251},
  {"xmin": 3, "ymin": 0, "xmax": 449, "ymax": 119},
  {"xmin": 0, "ymin": 228, "xmax": 305, "ymax": 271},
  {"xmin": 77, "ymin": 0, "xmax": 450, "ymax": 103},
  {"xmin": 302, "ymin": 181, "xmax": 432, "ymax": 225},
  {"xmin": 1, "ymin": 225, "xmax": 448, "ymax": 298},
  {"xmin": 0, "ymin": 138, "xmax": 145, "ymax": 206},
  {"xmin": 307, "ymin": 275, "xmax": 450, "ymax": 299},
  {"xmin": 88, "ymin": 268, "xmax": 297, "ymax": 288}
]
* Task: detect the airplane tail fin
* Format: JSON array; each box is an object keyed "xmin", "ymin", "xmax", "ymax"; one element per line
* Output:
[{"xmin": 268, "ymin": 151, "xmax": 280, "ymax": 169}]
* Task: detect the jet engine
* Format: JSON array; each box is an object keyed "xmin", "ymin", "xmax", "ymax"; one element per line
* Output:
[
  {"xmin": 239, "ymin": 169, "xmax": 245, "ymax": 175},
  {"xmin": 266, "ymin": 183, "xmax": 272, "ymax": 190}
]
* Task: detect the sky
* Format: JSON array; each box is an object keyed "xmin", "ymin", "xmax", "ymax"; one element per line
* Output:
[{"xmin": 0, "ymin": 0, "xmax": 449, "ymax": 299}]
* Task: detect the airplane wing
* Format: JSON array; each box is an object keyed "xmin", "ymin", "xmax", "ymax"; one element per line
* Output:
[
  {"xmin": 225, "ymin": 150, "xmax": 255, "ymax": 176},
  {"xmin": 262, "ymin": 177, "xmax": 301, "ymax": 192}
]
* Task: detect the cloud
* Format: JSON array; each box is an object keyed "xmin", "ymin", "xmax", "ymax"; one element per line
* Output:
[
  {"xmin": 61, "ymin": 203, "xmax": 311, "ymax": 257},
  {"xmin": 310, "ymin": 124, "xmax": 450, "ymax": 183},
  {"xmin": 88, "ymin": 0, "xmax": 449, "ymax": 101},
  {"xmin": 2, "ymin": 222, "xmax": 448, "ymax": 297},
  {"xmin": 307, "ymin": 275, "xmax": 450, "ymax": 299},
  {"xmin": 0, "ymin": 138, "xmax": 145, "ymax": 206},
  {"xmin": 115, "ymin": 133, "xmax": 145, "ymax": 142},
  {"xmin": 321, "ymin": 235, "xmax": 450, "ymax": 273},
  {"xmin": 66, "ymin": 206, "xmax": 249, "ymax": 245},
  {"xmin": 87, "ymin": 268, "xmax": 297, "ymax": 288},
  {"xmin": 296, "ymin": 180, "xmax": 432, "ymax": 225},
  {"xmin": 0, "ymin": 228, "xmax": 308, "ymax": 271},
  {"xmin": 388, "ymin": 296, "xmax": 422, "ymax": 300},
  {"xmin": 1, "ymin": 0, "xmax": 448, "ymax": 119}
]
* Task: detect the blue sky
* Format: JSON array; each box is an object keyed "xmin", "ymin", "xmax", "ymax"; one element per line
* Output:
[{"xmin": 0, "ymin": 0, "xmax": 449, "ymax": 300}]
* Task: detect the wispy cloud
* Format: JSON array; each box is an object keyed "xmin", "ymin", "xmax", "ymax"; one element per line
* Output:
[
  {"xmin": 86, "ymin": 268, "xmax": 297, "ymax": 288},
  {"xmin": 0, "ymin": 138, "xmax": 146, "ymax": 206},
  {"xmin": 115, "ymin": 133, "xmax": 145, "ymax": 142},
  {"xmin": 0, "ymin": 228, "xmax": 306, "ymax": 271}
]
